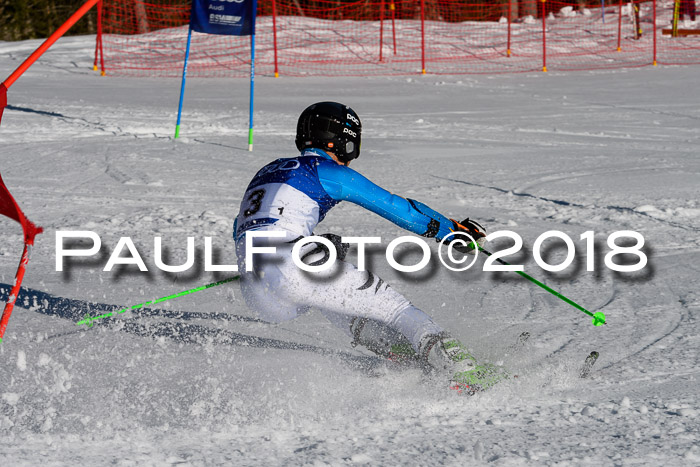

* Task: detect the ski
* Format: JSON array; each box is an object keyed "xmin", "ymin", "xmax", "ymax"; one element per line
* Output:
[
  {"xmin": 580, "ymin": 350, "xmax": 599, "ymax": 378},
  {"xmin": 449, "ymin": 332, "xmax": 530, "ymax": 396}
]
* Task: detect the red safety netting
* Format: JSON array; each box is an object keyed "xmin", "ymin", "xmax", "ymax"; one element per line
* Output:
[{"xmin": 98, "ymin": 0, "xmax": 700, "ymax": 77}]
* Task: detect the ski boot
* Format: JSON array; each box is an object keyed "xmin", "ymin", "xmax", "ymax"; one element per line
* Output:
[
  {"xmin": 350, "ymin": 317, "xmax": 421, "ymax": 367},
  {"xmin": 419, "ymin": 334, "xmax": 510, "ymax": 395}
]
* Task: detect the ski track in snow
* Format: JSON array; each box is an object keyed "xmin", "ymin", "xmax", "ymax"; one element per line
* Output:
[{"xmin": 1, "ymin": 36, "xmax": 700, "ymax": 465}]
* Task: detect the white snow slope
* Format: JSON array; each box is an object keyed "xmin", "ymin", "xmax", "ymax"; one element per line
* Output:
[{"xmin": 1, "ymin": 36, "xmax": 699, "ymax": 466}]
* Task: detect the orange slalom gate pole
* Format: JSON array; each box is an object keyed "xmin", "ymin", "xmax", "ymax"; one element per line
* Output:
[
  {"xmin": 420, "ymin": 0, "xmax": 426, "ymax": 74},
  {"xmin": 93, "ymin": 0, "xmax": 100, "ymax": 71},
  {"xmin": 272, "ymin": 0, "xmax": 279, "ymax": 77},
  {"xmin": 0, "ymin": 173, "xmax": 43, "ymax": 344},
  {"xmin": 507, "ymin": 0, "xmax": 512, "ymax": 57},
  {"xmin": 379, "ymin": 0, "xmax": 385, "ymax": 62},
  {"xmin": 99, "ymin": 19, "xmax": 105, "ymax": 76},
  {"xmin": 94, "ymin": 0, "xmax": 105, "ymax": 75},
  {"xmin": 617, "ymin": 0, "xmax": 622, "ymax": 51},
  {"xmin": 652, "ymin": 0, "xmax": 657, "ymax": 65},
  {"xmin": 391, "ymin": 2, "xmax": 397, "ymax": 55},
  {"xmin": 0, "ymin": 83, "xmax": 7, "ymax": 124},
  {"xmin": 2, "ymin": 0, "xmax": 100, "ymax": 90},
  {"xmin": 542, "ymin": 0, "xmax": 548, "ymax": 72},
  {"xmin": 0, "ymin": 243, "xmax": 33, "ymax": 343}
]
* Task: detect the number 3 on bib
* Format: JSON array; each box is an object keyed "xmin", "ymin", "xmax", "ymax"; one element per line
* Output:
[{"xmin": 244, "ymin": 189, "xmax": 266, "ymax": 216}]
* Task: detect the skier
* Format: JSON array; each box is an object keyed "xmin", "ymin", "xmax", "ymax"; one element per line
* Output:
[{"xmin": 234, "ymin": 101, "xmax": 505, "ymax": 393}]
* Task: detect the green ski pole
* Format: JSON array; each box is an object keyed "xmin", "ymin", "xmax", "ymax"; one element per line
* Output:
[
  {"xmin": 479, "ymin": 247, "xmax": 606, "ymax": 326},
  {"xmin": 77, "ymin": 276, "xmax": 240, "ymax": 327}
]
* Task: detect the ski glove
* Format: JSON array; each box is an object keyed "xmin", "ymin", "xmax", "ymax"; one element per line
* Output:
[{"xmin": 446, "ymin": 218, "xmax": 487, "ymax": 254}]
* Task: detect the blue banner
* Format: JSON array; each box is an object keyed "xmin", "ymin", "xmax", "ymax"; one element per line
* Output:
[{"xmin": 190, "ymin": 0, "xmax": 257, "ymax": 36}]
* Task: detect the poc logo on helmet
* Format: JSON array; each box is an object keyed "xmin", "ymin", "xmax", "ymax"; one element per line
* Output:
[
  {"xmin": 343, "ymin": 127, "xmax": 357, "ymax": 137},
  {"xmin": 346, "ymin": 113, "xmax": 360, "ymax": 126}
]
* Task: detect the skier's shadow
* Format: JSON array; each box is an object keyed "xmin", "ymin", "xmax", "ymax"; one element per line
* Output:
[
  {"xmin": 0, "ymin": 283, "xmax": 386, "ymax": 374},
  {"xmin": 0, "ymin": 282, "xmax": 263, "ymax": 324}
]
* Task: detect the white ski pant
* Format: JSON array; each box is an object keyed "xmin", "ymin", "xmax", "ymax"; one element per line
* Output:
[{"xmin": 235, "ymin": 233, "xmax": 443, "ymax": 351}]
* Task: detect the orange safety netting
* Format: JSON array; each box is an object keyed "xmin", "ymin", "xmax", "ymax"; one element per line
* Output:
[{"xmin": 98, "ymin": 0, "xmax": 700, "ymax": 77}]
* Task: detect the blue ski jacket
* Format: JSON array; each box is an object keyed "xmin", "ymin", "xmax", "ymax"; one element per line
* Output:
[{"xmin": 235, "ymin": 148, "xmax": 457, "ymax": 242}]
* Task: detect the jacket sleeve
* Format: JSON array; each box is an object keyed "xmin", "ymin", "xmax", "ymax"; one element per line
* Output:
[{"xmin": 317, "ymin": 161, "xmax": 456, "ymax": 240}]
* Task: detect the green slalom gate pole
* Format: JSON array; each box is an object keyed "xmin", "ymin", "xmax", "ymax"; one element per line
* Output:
[
  {"xmin": 76, "ymin": 276, "xmax": 240, "ymax": 327},
  {"xmin": 479, "ymin": 247, "xmax": 607, "ymax": 326},
  {"xmin": 672, "ymin": 0, "xmax": 680, "ymax": 37}
]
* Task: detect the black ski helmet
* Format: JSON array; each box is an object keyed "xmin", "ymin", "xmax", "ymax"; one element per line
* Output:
[{"xmin": 295, "ymin": 102, "xmax": 362, "ymax": 163}]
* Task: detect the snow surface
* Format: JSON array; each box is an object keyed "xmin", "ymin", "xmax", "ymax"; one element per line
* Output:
[{"xmin": 1, "ymin": 35, "xmax": 700, "ymax": 466}]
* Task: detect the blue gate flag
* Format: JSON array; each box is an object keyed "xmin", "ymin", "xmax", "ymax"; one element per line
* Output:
[{"xmin": 190, "ymin": 0, "xmax": 257, "ymax": 36}]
